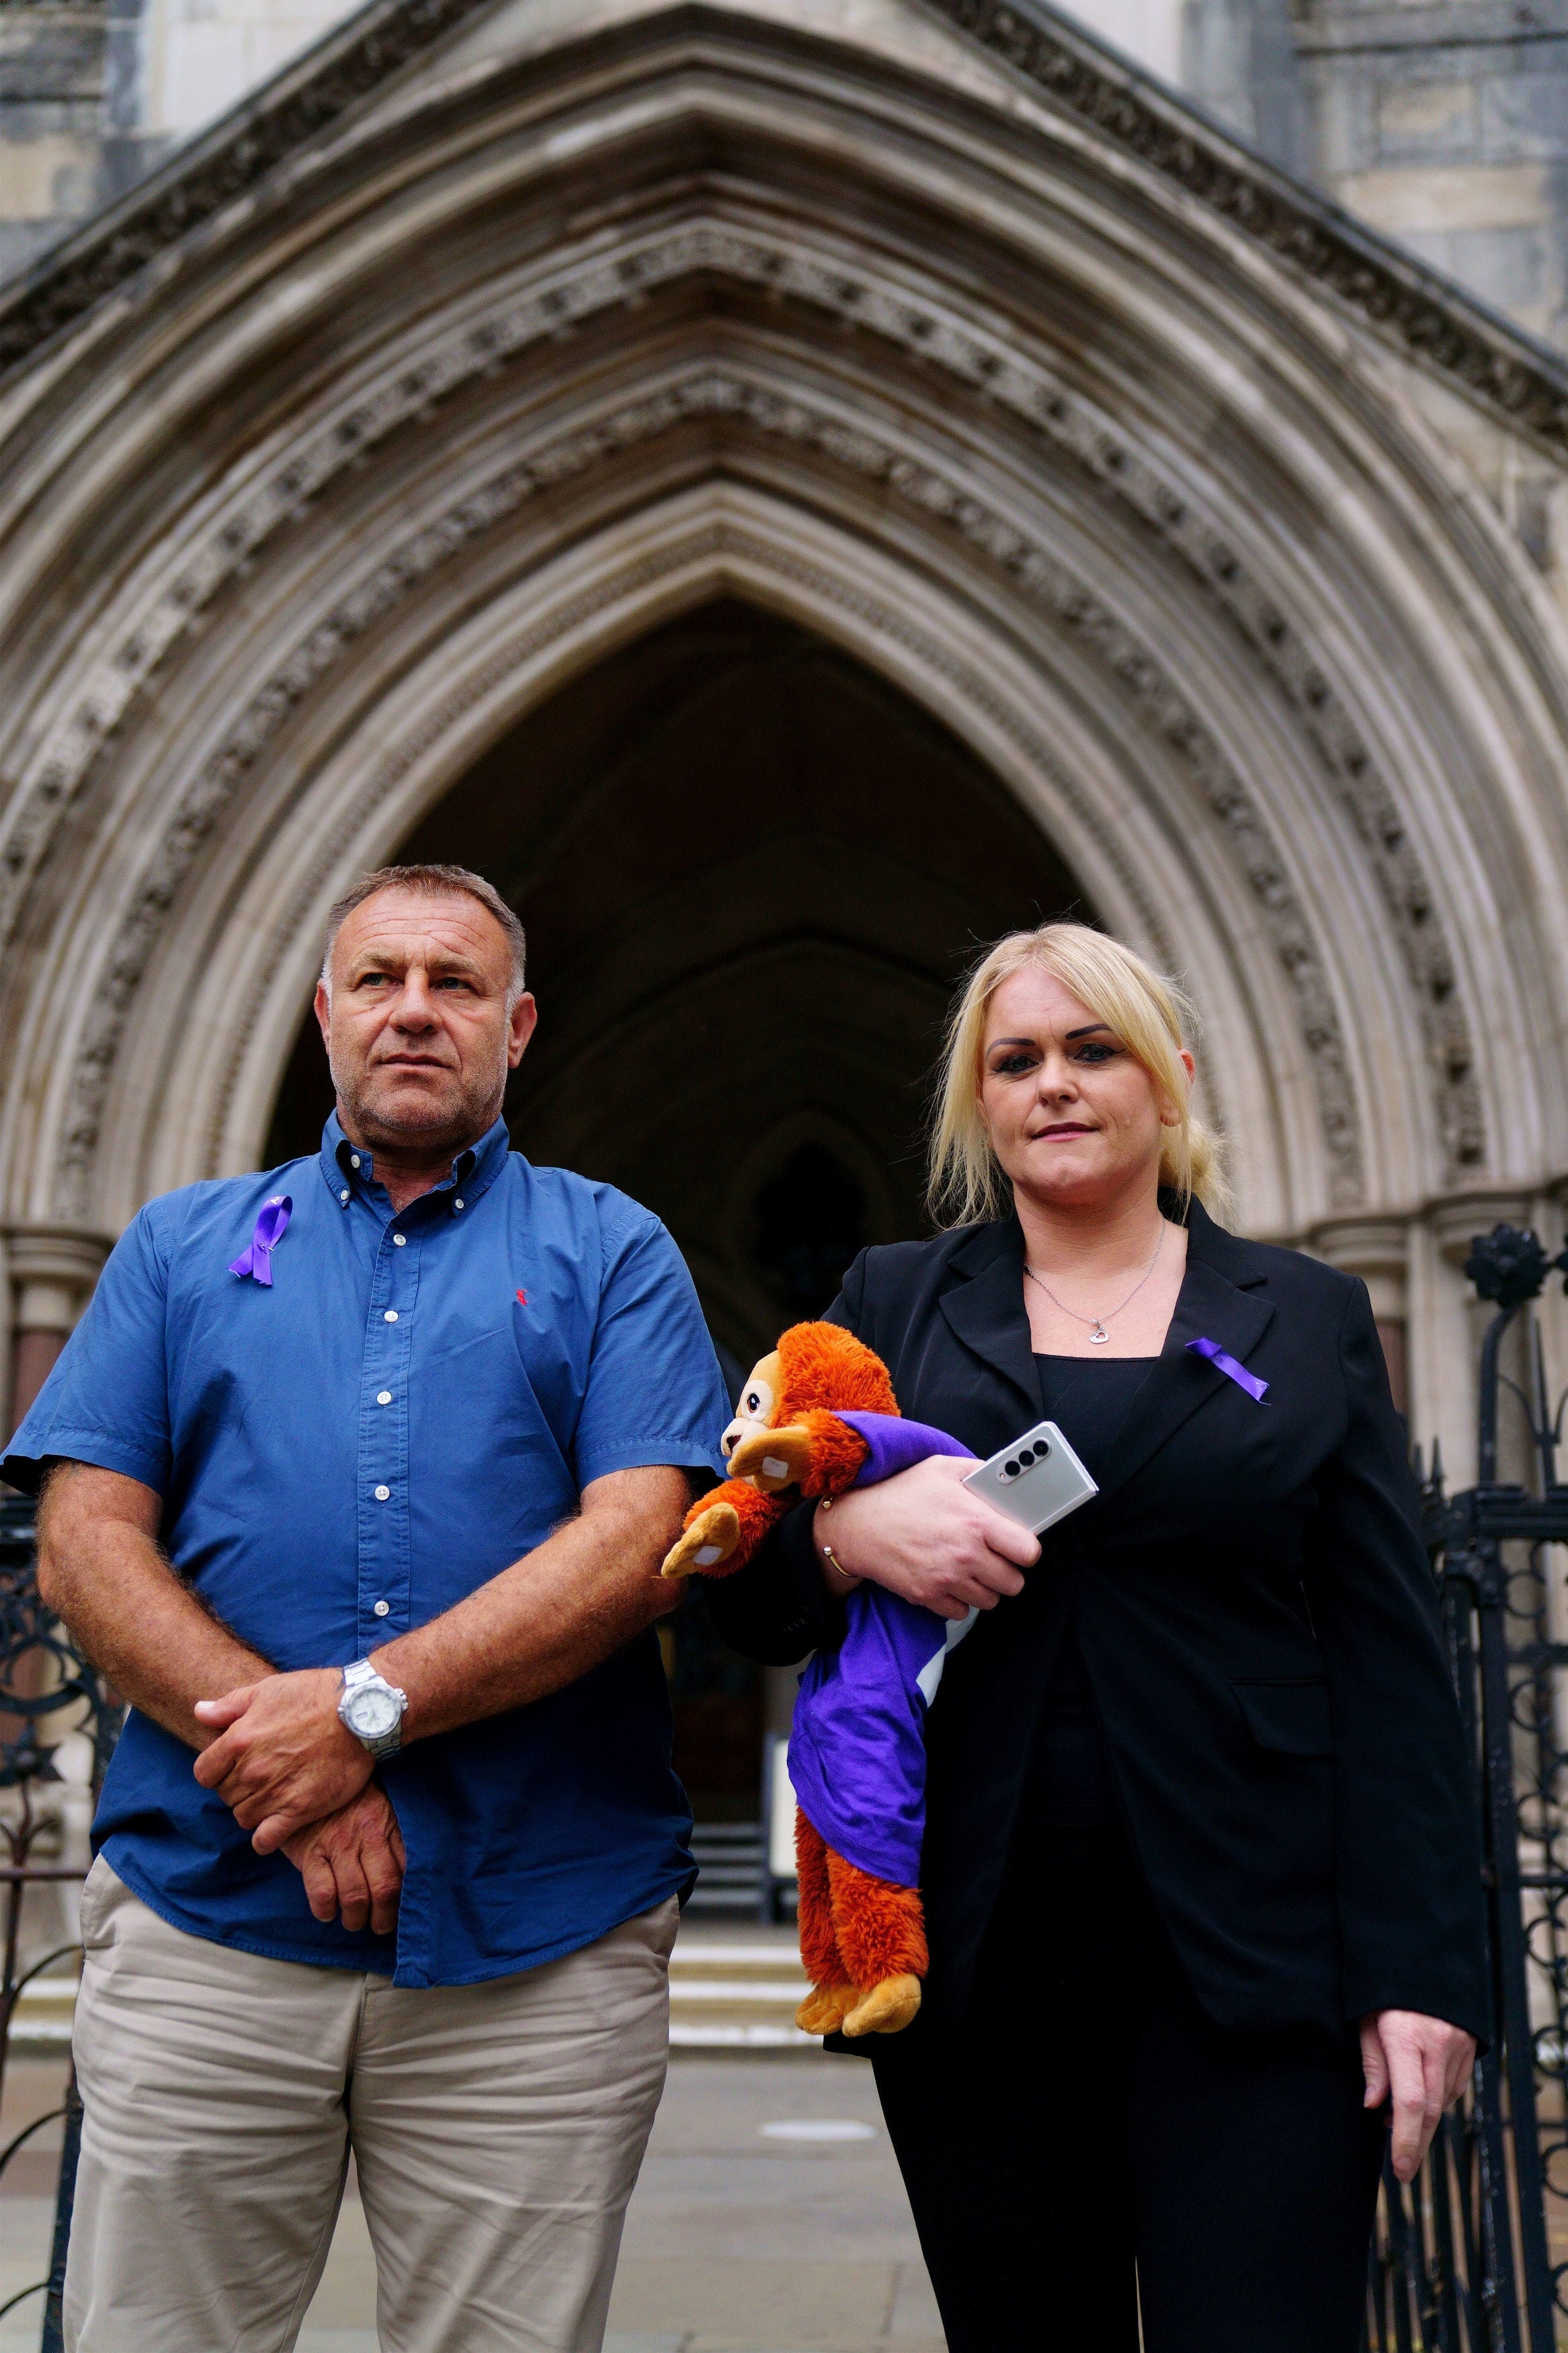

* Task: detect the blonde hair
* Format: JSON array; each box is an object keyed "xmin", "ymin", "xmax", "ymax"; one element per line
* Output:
[{"xmin": 927, "ymin": 924, "xmax": 1231, "ymax": 1229}]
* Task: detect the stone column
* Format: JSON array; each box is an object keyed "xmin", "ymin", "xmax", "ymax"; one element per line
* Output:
[
  {"xmin": 5, "ymin": 1227, "xmax": 112, "ymax": 1436},
  {"xmin": 1430, "ymin": 1192, "xmax": 1536, "ymax": 1486},
  {"xmin": 1309, "ymin": 1216, "xmax": 1412, "ymax": 1414}
]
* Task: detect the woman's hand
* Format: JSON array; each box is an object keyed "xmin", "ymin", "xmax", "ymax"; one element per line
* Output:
[
  {"xmin": 815, "ymin": 1455, "xmax": 1038, "ymax": 1621},
  {"xmin": 1358, "ymin": 2009, "xmax": 1477, "ymax": 2182}
]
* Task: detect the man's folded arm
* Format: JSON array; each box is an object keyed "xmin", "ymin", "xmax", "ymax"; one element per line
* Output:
[
  {"xmin": 36, "ymin": 1460, "xmax": 272, "ymax": 1747},
  {"xmin": 192, "ymin": 1462, "xmax": 694, "ymax": 1852},
  {"xmin": 372, "ymin": 1461, "xmax": 692, "ymax": 1737},
  {"xmin": 35, "ymin": 1460, "xmax": 404, "ymax": 1931}
]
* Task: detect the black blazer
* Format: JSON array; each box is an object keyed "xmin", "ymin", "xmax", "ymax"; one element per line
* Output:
[{"xmin": 706, "ymin": 1202, "xmax": 1489, "ymax": 2045}]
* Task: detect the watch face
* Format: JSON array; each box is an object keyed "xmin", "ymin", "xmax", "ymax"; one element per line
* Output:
[{"xmin": 347, "ymin": 1685, "xmax": 401, "ymax": 1739}]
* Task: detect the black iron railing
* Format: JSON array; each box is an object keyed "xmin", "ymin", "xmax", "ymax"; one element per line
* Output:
[
  {"xmin": 1367, "ymin": 1225, "xmax": 1568, "ymax": 2352},
  {"xmin": 0, "ymin": 1496, "xmax": 120, "ymax": 2353}
]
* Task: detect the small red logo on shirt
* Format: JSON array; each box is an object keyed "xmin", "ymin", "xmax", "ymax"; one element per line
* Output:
[{"xmin": 515, "ymin": 1289, "xmax": 528, "ymax": 1306}]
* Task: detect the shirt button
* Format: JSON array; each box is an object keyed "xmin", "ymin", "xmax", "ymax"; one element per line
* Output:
[
  {"xmin": 351, "ymin": 1154, "xmax": 361, "ymax": 1168},
  {"xmin": 384, "ymin": 1310, "xmax": 398, "ymax": 1322},
  {"xmin": 394, "ymin": 1233, "xmax": 407, "ymax": 1247},
  {"xmin": 340, "ymin": 1188, "xmax": 349, "ymax": 1203},
  {"xmin": 454, "ymin": 1199, "xmax": 464, "ymax": 1211},
  {"xmin": 377, "ymin": 1391, "xmax": 392, "ymax": 1406},
  {"xmin": 374, "ymin": 1484, "xmax": 390, "ymax": 1501},
  {"xmin": 373, "ymin": 1599, "xmax": 390, "ymax": 1618}
]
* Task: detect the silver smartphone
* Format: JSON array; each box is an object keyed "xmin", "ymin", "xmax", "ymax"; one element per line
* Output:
[{"xmin": 962, "ymin": 1419, "xmax": 1098, "ymax": 1536}]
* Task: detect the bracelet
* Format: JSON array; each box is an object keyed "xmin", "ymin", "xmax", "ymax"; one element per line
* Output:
[{"xmin": 816, "ymin": 1495, "xmax": 860, "ymax": 1589}]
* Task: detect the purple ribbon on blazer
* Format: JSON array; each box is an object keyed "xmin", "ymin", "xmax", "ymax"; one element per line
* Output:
[
  {"xmin": 229, "ymin": 1196, "xmax": 292, "ymax": 1287},
  {"xmin": 1186, "ymin": 1334, "xmax": 1268, "ymax": 1403}
]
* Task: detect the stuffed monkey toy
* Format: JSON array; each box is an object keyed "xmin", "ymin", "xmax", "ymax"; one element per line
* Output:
[{"xmin": 662, "ymin": 1323, "xmax": 977, "ymax": 2038}]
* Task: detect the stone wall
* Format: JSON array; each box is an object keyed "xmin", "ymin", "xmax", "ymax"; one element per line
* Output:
[
  {"xmin": 0, "ymin": 0, "xmax": 125, "ymax": 280},
  {"xmin": 1184, "ymin": 0, "xmax": 1568, "ymax": 354},
  {"xmin": 0, "ymin": 0, "xmax": 346, "ymax": 283},
  {"xmin": 1301, "ymin": 0, "xmax": 1568, "ymax": 354}
]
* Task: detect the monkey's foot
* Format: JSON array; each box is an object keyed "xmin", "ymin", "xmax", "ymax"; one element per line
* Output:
[
  {"xmin": 842, "ymin": 1974, "xmax": 923, "ymax": 2038},
  {"xmin": 660, "ymin": 1502, "xmax": 741, "ymax": 1578},
  {"xmin": 796, "ymin": 1983, "xmax": 859, "ymax": 2035}
]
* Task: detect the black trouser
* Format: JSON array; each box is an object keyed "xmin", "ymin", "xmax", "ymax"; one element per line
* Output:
[{"xmin": 869, "ymin": 1827, "xmax": 1386, "ymax": 2353}]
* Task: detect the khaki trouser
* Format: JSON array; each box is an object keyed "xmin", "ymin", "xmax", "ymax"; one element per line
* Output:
[{"xmin": 66, "ymin": 1858, "xmax": 678, "ymax": 2353}]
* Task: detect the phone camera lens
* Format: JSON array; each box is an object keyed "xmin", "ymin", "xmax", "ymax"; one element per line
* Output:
[
  {"xmin": 1018, "ymin": 1446, "xmax": 1036, "ymax": 1465},
  {"xmin": 1003, "ymin": 1460, "xmax": 1020, "ymax": 1479}
]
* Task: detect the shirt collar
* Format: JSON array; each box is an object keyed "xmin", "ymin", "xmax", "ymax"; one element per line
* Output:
[{"xmin": 321, "ymin": 1111, "xmax": 511, "ymax": 1215}]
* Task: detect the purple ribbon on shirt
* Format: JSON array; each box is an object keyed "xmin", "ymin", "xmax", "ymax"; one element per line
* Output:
[
  {"xmin": 229, "ymin": 1196, "xmax": 292, "ymax": 1287},
  {"xmin": 1186, "ymin": 1334, "xmax": 1268, "ymax": 1402}
]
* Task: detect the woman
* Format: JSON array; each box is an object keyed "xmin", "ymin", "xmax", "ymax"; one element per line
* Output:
[{"xmin": 706, "ymin": 924, "xmax": 1487, "ymax": 2353}]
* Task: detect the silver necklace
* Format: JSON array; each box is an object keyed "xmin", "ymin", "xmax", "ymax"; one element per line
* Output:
[{"xmin": 1024, "ymin": 1222, "xmax": 1166, "ymax": 1345}]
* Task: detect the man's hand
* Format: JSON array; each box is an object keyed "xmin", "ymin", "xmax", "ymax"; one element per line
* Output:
[
  {"xmin": 1359, "ymin": 2009, "xmax": 1477, "ymax": 2182},
  {"xmin": 193, "ymin": 1668, "xmax": 371, "ymax": 1851},
  {"xmin": 813, "ymin": 1455, "xmax": 1038, "ymax": 1622},
  {"xmin": 282, "ymin": 1784, "xmax": 405, "ymax": 1936}
]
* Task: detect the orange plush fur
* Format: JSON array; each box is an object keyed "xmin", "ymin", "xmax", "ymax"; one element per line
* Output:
[
  {"xmin": 659, "ymin": 1324, "xmax": 897, "ymax": 1581},
  {"xmin": 775, "ymin": 1323, "xmax": 897, "ymax": 1423},
  {"xmin": 659, "ymin": 1322, "xmax": 927, "ymax": 2038}
]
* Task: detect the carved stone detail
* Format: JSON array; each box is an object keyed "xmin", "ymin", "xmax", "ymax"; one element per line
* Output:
[
  {"xmin": 28, "ymin": 218, "xmax": 1466, "ymax": 1200},
  {"xmin": 199, "ymin": 511, "xmax": 1191, "ymax": 1179},
  {"xmin": 692, "ymin": 227, "xmax": 1483, "ymax": 1173},
  {"xmin": 939, "ymin": 0, "xmax": 1568, "ymax": 456},
  {"xmin": 54, "ymin": 366, "xmax": 1362, "ymax": 1211},
  {"xmin": 2, "ymin": 0, "xmax": 1565, "ymax": 471}
]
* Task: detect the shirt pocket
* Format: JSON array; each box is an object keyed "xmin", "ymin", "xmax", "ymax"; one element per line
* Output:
[{"xmin": 1231, "ymin": 1678, "xmax": 1333, "ymax": 1757}]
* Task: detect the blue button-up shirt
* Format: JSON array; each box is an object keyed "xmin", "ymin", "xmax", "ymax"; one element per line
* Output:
[{"xmin": 4, "ymin": 1117, "xmax": 729, "ymax": 1986}]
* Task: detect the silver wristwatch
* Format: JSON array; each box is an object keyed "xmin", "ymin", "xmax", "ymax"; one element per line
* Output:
[{"xmin": 337, "ymin": 1659, "xmax": 408, "ymax": 1759}]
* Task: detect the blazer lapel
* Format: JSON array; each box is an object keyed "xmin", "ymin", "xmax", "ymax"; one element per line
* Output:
[
  {"xmin": 938, "ymin": 1219, "xmax": 1041, "ymax": 1428},
  {"xmin": 1090, "ymin": 1232, "xmax": 1276, "ymax": 1510}
]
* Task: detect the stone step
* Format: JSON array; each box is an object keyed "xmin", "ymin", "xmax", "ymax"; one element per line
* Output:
[
  {"xmin": 684, "ymin": 1821, "xmax": 772, "ymax": 1913},
  {"xmin": 7, "ymin": 1974, "xmax": 77, "ymax": 2057},
  {"xmin": 6, "ymin": 1946, "xmax": 820, "ymax": 2058},
  {"xmin": 669, "ymin": 1936, "xmax": 815, "ymax": 2051}
]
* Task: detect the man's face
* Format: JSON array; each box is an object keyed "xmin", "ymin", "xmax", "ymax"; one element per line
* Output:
[{"xmin": 315, "ymin": 887, "xmax": 537, "ymax": 1157}]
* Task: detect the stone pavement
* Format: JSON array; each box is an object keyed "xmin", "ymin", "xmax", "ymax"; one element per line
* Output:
[{"xmin": 1, "ymin": 2055, "xmax": 942, "ymax": 2353}]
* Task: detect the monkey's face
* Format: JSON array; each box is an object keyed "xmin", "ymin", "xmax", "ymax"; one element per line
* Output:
[{"xmin": 720, "ymin": 1351, "xmax": 782, "ymax": 1462}]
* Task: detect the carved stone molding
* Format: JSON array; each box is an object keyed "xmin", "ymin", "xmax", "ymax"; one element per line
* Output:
[
  {"xmin": 15, "ymin": 216, "xmax": 1467, "ymax": 1197},
  {"xmin": 1, "ymin": 0, "xmax": 1565, "ymax": 470},
  {"xmin": 53, "ymin": 368, "xmax": 1362, "ymax": 1213},
  {"xmin": 197, "ymin": 510, "xmax": 1184, "ymax": 1181},
  {"xmin": 934, "ymin": 0, "xmax": 1568, "ymax": 460}
]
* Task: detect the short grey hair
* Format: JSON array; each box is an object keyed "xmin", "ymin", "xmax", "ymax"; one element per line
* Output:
[{"xmin": 321, "ymin": 865, "xmax": 527, "ymax": 1002}]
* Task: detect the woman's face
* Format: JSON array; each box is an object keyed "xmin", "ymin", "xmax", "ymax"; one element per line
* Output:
[{"xmin": 978, "ymin": 965, "xmax": 1192, "ymax": 1212}]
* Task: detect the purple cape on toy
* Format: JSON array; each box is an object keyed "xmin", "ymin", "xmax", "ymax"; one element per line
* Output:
[{"xmin": 785, "ymin": 1412, "xmax": 977, "ymax": 1890}]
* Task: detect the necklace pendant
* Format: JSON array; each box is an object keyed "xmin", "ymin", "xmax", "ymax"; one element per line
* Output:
[{"xmin": 1089, "ymin": 1324, "xmax": 1109, "ymax": 1345}]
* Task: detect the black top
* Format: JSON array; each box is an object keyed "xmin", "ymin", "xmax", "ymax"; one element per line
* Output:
[
  {"xmin": 1031, "ymin": 1354, "xmax": 1155, "ymax": 1829},
  {"xmin": 705, "ymin": 1201, "xmax": 1489, "ymax": 2046}
]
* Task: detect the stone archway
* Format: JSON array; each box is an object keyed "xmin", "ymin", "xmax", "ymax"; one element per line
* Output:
[
  {"xmin": 0, "ymin": 0, "xmax": 1566, "ymax": 1463},
  {"xmin": 266, "ymin": 600, "xmax": 1091, "ymax": 1363}
]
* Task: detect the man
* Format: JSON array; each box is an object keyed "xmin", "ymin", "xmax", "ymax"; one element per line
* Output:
[{"xmin": 7, "ymin": 862, "xmax": 729, "ymax": 2353}]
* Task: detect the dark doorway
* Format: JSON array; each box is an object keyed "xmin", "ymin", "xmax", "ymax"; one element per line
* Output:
[{"xmin": 265, "ymin": 600, "xmax": 1092, "ymax": 1819}]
